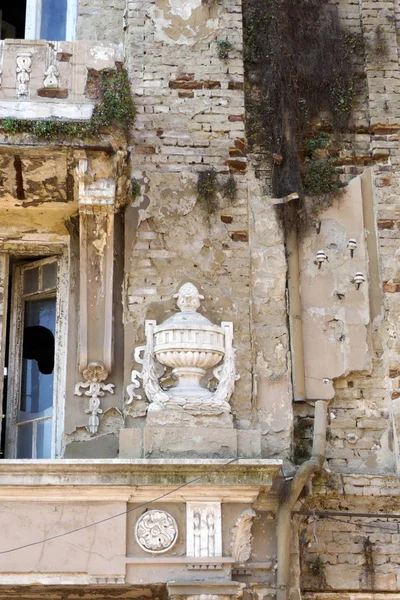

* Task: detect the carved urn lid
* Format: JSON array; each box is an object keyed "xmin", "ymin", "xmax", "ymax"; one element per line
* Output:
[{"xmin": 155, "ymin": 282, "xmax": 219, "ymax": 331}]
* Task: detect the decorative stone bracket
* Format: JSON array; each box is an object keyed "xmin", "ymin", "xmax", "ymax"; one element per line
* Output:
[
  {"xmin": 73, "ymin": 149, "xmax": 127, "ymax": 433},
  {"xmin": 74, "ymin": 361, "xmax": 115, "ymax": 434},
  {"xmin": 126, "ymin": 283, "xmax": 239, "ymax": 416},
  {"xmin": 230, "ymin": 508, "xmax": 256, "ymax": 563}
]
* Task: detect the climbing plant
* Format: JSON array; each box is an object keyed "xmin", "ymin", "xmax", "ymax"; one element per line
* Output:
[
  {"xmin": 1, "ymin": 67, "xmax": 135, "ymax": 141},
  {"xmin": 243, "ymin": 0, "xmax": 365, "ymax": 227}
]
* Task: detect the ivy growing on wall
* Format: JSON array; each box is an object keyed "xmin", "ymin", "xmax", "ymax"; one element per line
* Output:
[
  {"xmin": 0, "ymin": 67, "xmax": 135, "ymax": 141},
  {"xmin": 243, "ymin": 0, "xmax": 365, "ymax": 227}
]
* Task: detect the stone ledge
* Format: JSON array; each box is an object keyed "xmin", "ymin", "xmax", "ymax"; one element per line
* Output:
[
  {"xmin": 167, "ymin": 580, "xmax": 245, "ymax": 598},
  {"xmin": 0, "ymin": 458, "xmax": 282, "ymax": 501},
  {"xmin": 0, "ymin": 101, "xmax": 93, "ymax": 120}
]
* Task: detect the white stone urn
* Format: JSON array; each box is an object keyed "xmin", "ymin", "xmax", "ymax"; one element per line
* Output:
[{"xmin": 127, "ymin": 283, "xmax": 238, "ymax": 415}]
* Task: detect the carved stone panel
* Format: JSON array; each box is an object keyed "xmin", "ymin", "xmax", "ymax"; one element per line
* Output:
[
  {"xmin": 186, "ymin": 502, "xmax": 222, "ymax": 558},
  {"xmin": 16, "ymin": 51, "xmax": 32, "ymax": 98}
]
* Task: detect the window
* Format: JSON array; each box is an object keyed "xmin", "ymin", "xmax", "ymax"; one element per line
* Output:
[
  {"xmin": 4, "ymin": 255, "xmax": 67, "ymax": 458},
  {"xmin": 0, "ymin": 0, "xmax": 76, "ymax": 41}
]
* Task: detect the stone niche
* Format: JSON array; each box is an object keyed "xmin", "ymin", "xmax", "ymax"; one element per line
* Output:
[{"xmin": 120, "ymin": 283, "xmax": 261, "ymax": 458}]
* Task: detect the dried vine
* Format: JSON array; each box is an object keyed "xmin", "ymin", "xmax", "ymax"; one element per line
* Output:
[{"xmin": 243, "ymin": 0, "xmax": 365, "ymax": 228}]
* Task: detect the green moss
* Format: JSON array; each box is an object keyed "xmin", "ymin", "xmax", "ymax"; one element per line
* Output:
[
  {"xmin": 131, "ymin": 177, "xmax": 141, "ymax": 198},
  {"xmin": 217, "ymin": 39, "xmax": 234, "ymax": 60},
  {"xmin": 303, "ymin": 132, "xmax": 329, "ymax": 157},
  {"xmin": 302, "ymin": 159, "xmax": 342, "ymax": 199},
  {"xmin": 1, "ymin": 68, "xmax": 135, "ymax": 141}
]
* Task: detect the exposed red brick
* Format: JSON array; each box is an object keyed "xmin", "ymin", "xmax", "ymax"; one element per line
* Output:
[
  {"xmin": 135, "ymin": 146, "xmax": 156, "ymax": 155},
  {"xmin": 372, "ymin": 124, "xmax": 400, "ymax": 134},
  {"xmin": 378, "ymin": 219, "xmax": 395, "ymax": 229},
  {"xmin": 221, "ymin": 215, "xmax": 233, "ymax": 224},
  {"xmin": 169, "ymin": 81, "xmax": 203, "ymax": 90},
  {"xmin": 37, "ymin": 88, "xmax": 68, "ymax": 99},
  {"xmin": 383, "ymin": 281, "xmax": 400, "ymax": 293},
  {"xmin": 203, "ymin": 81, "xmax": 221, "ymax": 89},
  {"xmin": 228, "ymin": 81, "xmax": 244, "ymax": 90},
  {"xmin": 234, "ymin": 139, "xmax": 246, "ymax": 153},
  {"xmin": 389, "ymin": 368, "xmax": 400, "ymax": 378},
  {"xmin": 56, "ymin": 52, "xmax": 72, "ymax": 62},
  {"xmin": 156, "ymin": 128, "xmax": 164, "ymax": 137},
  {"xmin": 230, "ymin": 231, "xmax": 248, "ymax": 242},
  {"xmin": 392, "ymin": 390, "xmax": 400, "ymax": 400},
  {"xmin": 229, "ymin": 148, "xmax": 244, "ymax": 157},
  {"xmin": 225, "ymin": 159, "xmax": 247, "ymax": 172},
  {"xmin": 228, "ymin": 115, "xmax": 244, "ymax": 122}
]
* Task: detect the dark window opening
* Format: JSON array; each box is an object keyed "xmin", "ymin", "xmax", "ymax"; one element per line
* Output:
[
  {"xmin": 0, "ymin": 1, "xmax": 27, "ymax": 39},
  {"xmin": 23, "ymin": 325, "xmax": 55, "ymax": 375},
  {"xmin": 2, "ymin": 257, "xmax": 57, "ymax": 459},
  {"xmin": 0, "ymin": 275, "xmax": 11, "ymax": 460}
]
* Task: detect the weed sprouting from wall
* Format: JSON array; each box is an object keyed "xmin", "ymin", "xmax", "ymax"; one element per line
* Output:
[
  {"xmin": 197, "ymin": 168, "xmax": 219, "ymax": 212},
  {"xmin": 131, "ymin": 178, "xmax": 141, "ymax": 199},
  {"xmin": 223, "ymin": 174, "xmax": 238, "ymax": 201},
  {"xmin": 243, "ymin": 0, "xmax": 365, "ymax": 228},
  {"xmin": 374, "ymin": 25, "xmax": 388, "ymax": 57},
  {"xmin": 1, "ymin": 68, "xmax": 135, "ymax": 141}
]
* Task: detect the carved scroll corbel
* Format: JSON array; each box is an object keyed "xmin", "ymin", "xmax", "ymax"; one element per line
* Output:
[
  {"xmin": 212, "ymin": 321, "xmax": 240, "ymax": 407},
  {"xmin": 126, "ymin": 345, "xmax": 145, "ymax": 404},
  {"xmin": 126, "ymin": 320, "xmax": 169, "ymax": 409},
  {"xmin": 230, "ymin": 508, "xmax": 256, "ymax": 563}
]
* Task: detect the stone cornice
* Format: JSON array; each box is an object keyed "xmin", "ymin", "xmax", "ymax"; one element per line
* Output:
[{"xmin": 0, "ymin": 459, "xmax": 282, "ymax": 502}]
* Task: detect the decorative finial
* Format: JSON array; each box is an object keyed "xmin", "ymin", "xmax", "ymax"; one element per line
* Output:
[{"xmin": 173, "ymin": 282, "xmax": 204, "ymax": 312}]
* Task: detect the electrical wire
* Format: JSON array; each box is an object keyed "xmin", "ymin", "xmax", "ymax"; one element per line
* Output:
[
  {"xmin": 3, "ymin": 459, "xmax": 399, "ymax": 556},
  {"xmin": 297, "ymin": 498, "xmax": 400, "ymax": 534},
  {"xmin": 0, "ymin": 457, "xmax": 238, "ymax": 556}
]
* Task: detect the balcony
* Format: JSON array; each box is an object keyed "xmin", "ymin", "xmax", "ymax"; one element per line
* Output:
[{"xmin": 0, "ymin": 39, "xmax": 124, "ymax": 120}]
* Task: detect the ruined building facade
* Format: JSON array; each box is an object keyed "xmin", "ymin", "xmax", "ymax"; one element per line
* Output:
[{"xmin": 0, "ymin": 0, "xmax": 399, "ymax": 598}]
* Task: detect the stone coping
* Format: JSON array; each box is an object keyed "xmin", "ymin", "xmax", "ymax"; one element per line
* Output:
[
  {"xmin": 0, "ymin": 459, "xmax": 282, "ymax": 502},
  {"xmin": 167, "ymin": 580, "xmax": 245, "ymax": 597},
  {"xmin": 0, "ymin": 458, "xmax": 281, "ymax": 468}
]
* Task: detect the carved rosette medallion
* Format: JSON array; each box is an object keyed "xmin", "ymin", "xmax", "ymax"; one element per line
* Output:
[{"xmin": 135, "ymin": 510, "xmax": 178, "ymax": 554}]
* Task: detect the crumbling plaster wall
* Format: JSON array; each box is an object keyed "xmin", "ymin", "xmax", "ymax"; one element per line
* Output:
[
  {"xmin": 76, "ymin": 0, "xmax": 125, "ymax": 42},
  {"xmin": 122, "ymin": 0, "xmax": 293, "ymax": 454},
  {"xmin": 293, "ymin": 0, "xmax": 400, "ymax": 475}
]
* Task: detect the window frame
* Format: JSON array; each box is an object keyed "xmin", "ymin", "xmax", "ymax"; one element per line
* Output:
[
  {"xmin": 4, "ymin": 250, "xmax": 69, "ymax": 459},
  {"xmin": 24, "ymin": 0, "xmax": 77, "ymax": 41}
]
